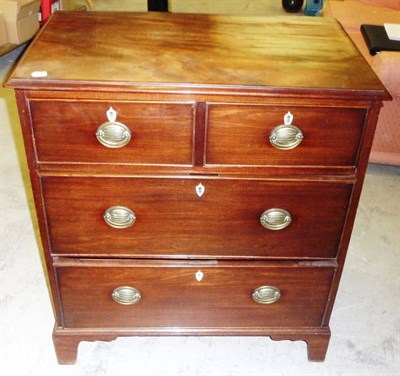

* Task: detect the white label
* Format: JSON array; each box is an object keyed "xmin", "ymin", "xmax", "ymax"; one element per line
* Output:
[
  {"xmin": 31, "ymin": 71, "xmax": 48, "ymax": 78},
  {"xmin": 384, "ymin": 23, "xmax": 400, "ymax": 41}
]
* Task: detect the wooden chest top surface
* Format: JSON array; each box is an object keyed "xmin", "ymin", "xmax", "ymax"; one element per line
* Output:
[{"xmin": 6, "ymin": 12, "xmax": 387, "ymax": 97}]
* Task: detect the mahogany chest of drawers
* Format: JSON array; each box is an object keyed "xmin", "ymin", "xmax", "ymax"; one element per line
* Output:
[{"xmin": 5, "ymin": 12, "xmax": 390, "ymax": 364}]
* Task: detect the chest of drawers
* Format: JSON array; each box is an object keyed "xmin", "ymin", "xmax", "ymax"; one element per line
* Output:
[{"xmin": 5, "ymin": 12, "xmax": 390, "ymax": 364}]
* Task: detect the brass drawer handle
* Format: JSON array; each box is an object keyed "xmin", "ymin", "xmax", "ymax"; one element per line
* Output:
[
  {"xmin": 96, "ymin": 122, "xmax": 131, "ymax": 148},
  {"xmin": 103, "ymin": 206, "xmax": 136, "ymax": 229},
  {"xmin": 252, "ymin": 286, "xmax": 281, "ymax": 304},
  {"xmin": 260, "ymin": 208, "xmax": 292, "ymax": 231},
  {"xmin": 269, "ymin": 111, "xmax": 304, "ymax": 150},
  {"xmin": 96, "ymin": 107, "xmax": 131, "ymax": 148},
  {"xmin": 112, "ymin": 286, "xmax": 141, "ymax": 305}
]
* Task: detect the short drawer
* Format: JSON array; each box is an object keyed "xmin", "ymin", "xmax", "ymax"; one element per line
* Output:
[
  {"xmin": 56, "ymin": 260, "xmax": 335, "ymax": 329},
  {"xmin": 43, "ymin": 177, "xmax": 352, "ymax": 259},
  {"xmin": 206, "ymin": 104, "xmax": 366, "ymax": 167},
  {"xmin": 28, "ymin": 100, "xmax": 195, "ymax": 165}
]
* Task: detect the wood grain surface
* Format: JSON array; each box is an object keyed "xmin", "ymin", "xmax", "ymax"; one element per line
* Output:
[
  {"xmin": 7, "ymin": 12, "xmax": 386, "ymax": 93},
  {"xmin": 42, "ymin": 176, "xmax": 352, "ymax": 259},
  {"xmin": 55, "ymin": 260, "xmax": 335, "ymax": 329}
]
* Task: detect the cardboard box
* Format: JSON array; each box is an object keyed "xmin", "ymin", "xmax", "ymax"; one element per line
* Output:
[
  {"xmin": 168, "ymin": 0, "xmax": 274, "ymax": 15},
  {"xmin": 87, "ymin": 0, "xmax": 147, "ymax": 12},
  {"xmin": 0, "ymin": 14, "xmax": 8, "ymax": 46},
  {"xmin": 1, "ymin": 0, "xmax": 40, "ymax": 44},
  {"xmin": 60, "ymin": 0, "xmax": 86, "ymax": 11},
  {"xmin": 61, "ymin": 0, "xmax": 147, "ymax": 12}
]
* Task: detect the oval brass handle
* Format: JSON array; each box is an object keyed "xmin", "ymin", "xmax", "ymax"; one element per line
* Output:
[
  {"xmin": 112, "ymin": 286, "xmax": 141, "ymax": 305},
  {"xmin": 96, "ymin": 121, "xmax": 131, "ymax": 148},
  {"xmin": 260, "ymin": 208, "xmax": 292, "ymax": 231},
  {"xmin": 252, "ymin": 286, "xmax": 281, "ymax": 304},
  {"xmin": 103, "ymin": 206, "xmax": 136, "ymax": 229},
  {"xmin": 269, "ymin": 124, "xmax": 304, "ymax": 150}
]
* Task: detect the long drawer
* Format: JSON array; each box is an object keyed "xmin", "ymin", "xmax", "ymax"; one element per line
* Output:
[
  {"xmin": 28, "ymin": 100, "xmax": 195, "ymax": 165},
  {"xmin": 43, "ymin": 177, "xmax": 352, "ymax": 258},
  {"xmin": 206, "ymin": 104, "xmax": 366, "ymax": 167},
  {"xmin": 55, "ymin": 260, "xmax": 335, "ymax": 329}
]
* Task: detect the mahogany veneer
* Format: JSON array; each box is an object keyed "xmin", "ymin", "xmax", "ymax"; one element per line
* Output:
[{"xmin": 5, "ymin": 12, "xmax": 390, "ymax": 364}]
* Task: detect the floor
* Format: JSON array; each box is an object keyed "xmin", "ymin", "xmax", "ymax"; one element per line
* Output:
[{"xmin": 1, "ymin": 36, "xmax": 399, "ymax": 376}]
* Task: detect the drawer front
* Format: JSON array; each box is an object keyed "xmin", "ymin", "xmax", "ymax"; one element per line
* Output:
[
  {"xmin": 28, "ymin": 100, "xmax": 195, "ymax": 165},
  {"xmin": 56, "ymin": 261, "xmax": 335, "ymax": 329},
  {"xmin": 206, "ymin": 104, "xmax": 365, "ymax": 167},
  {"xmin": 43, "ymin": 177, "xmax": 352, "ymax": 258}
]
